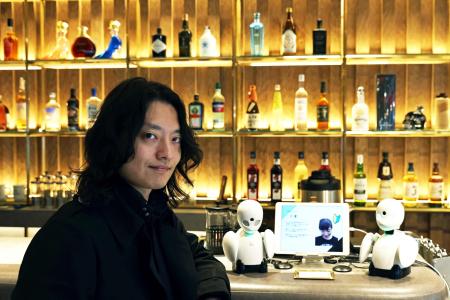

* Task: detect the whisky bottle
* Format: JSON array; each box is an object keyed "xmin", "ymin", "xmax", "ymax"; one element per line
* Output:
[
  {"xmin": 429, "ymin": 162, "xmax": 444, "ymax": 208},
  {"xmin": 294, "ymin": 74, "xmax": 308, "ymax": 130},
  {"xmin": 188, "ymin": 94, "xmax": 204, "ymax": 130},
  {"xmin": 44, "ymin": 92, "xmax": 61, "ymax": 132},
  {"xmin": 86, "ymin": 88, "xmax": 102, "ymax": 129},
  {"xmin": 351, "ymin": 86, "xmax": 369, "ymax": 131},
  {"xmin": 271, "ymin": 151, "xmax": 283, "ymax": 203},
  {"xmin": 281, "ymin": 8, "xmax": 296, "ymax": 55},
  {"xmin": 178, "ymin": 14, "xmax": 192, "ymax": 57},
  {"xmin": 247, "ymin": 151, "xmax": 259, "ymax": 200},
  {"xmin": 71, "ymin": 26, "xmax": 96, "ymax": 58},
  {"xmin": 0, "ymin": 95, "xmax": 9, "ymax": 132},
  {"xmin": 403, "ymin": 162, "xmax": 418, "ymax": 207},
  {"xmin": 271, "ymin": 84, "xmax": 284, "ymax": 131},
  {"xmin": 377, "ymin": 152, "xmax": 394, "ymax": 200},
  {"xmin": 313, "ymin": 19, "xmax": 327, "ymax": 55},
  {"xmin": 3, "ymin": 18, "xmax": 18, "ymax": 60},
  {"xmin": 319, "ymin": 152, "xmax": 331, "ymax": 172},
  {"xmin": 199, "ymin": 26, "xmax": 218, "ymax": 57},
  {"xmin": 249, "ymin": 12, "xmax": 264, "ymax": 56},
  {"xmin": 16, "ymin": 77, "xmax": 27, "ymax": 132},
  {"xmin": 152, "ymin": 27, "xmax": 167, "ymax": 57},
  {"xmin": 48, "ymin": 21, "xmax": 70, "ymax": 59},
  {"xmin": 353, "ymin": 154, "xmax": 367, "ymax": 207},
  {"xmin": 316, "ymin": 81, "xmax": 329, "ymax": 130},
  {"xmin": 67, "ymin": 88, "xmax": 79, "ymax": 131},
  {"xmin": 212, "ymin": 82, "xmax": 225, "ymax": 130},
  {"xmin": 246, "ymin": 85, "xmax": 259, "ymax": 130},
  {"xmin": 294, "ymin": 151, "xmax": 308, "ymax": 201}
]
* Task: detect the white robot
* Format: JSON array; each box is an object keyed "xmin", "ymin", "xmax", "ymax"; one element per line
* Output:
[
  {"xmin": 359, "ymin": 199, "xmax": 418, "ymax": 279},
  {"xmin": 222, "ymin": 200, "xmax": 275, "ymax": 273}
]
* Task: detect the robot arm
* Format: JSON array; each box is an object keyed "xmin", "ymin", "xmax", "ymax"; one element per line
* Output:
[
  {"xmin": 397, "ymin": 235, "xmax": 419, "ymax": 268},
  {"xmin": 222, "ymin": 231, "xmax": 239, "ymax": 264},
  {"xmin": 359, "ymin": 232, "xmax": 380, "ymax": 263},
  {"xmin": 261, "ymin": 229, "xmax": 275, "ymax": 259}
]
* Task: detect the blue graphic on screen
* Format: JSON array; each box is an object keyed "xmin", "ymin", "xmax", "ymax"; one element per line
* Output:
[{"xmin": 280, "ymin": 205, "xmax": 344, "ymax": 254}]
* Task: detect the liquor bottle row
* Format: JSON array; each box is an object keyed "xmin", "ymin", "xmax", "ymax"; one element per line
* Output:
[
  {"xmin": 245, "ymin": 151, "xmax": 449, "ymax": 208},
  {"xmin": 0, "ymin": 77, "xmax": 102, "ymax": 132}
]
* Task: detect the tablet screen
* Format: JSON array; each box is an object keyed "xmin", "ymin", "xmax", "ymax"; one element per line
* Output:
[{"xmin": 274, "ymin": 203, "xmax": 350, "ymax": 256}]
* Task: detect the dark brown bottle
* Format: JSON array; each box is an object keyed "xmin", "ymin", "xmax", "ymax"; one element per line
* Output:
[
  {"xmin": 178, "ymin": 14, "xmax": 192, "ymax": 57},
  {"xmin": 247, "ymin": 151, "xmax": 259, "ymax": 200},
  {"xmin": 313, "ymin": 19, "xmax": 327, "ymax": 55},
  {"xmin": 271, "ymin": 151, "xmax": 283, "ymax": 203}
]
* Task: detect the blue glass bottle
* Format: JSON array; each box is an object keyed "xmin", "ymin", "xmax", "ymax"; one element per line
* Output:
[
  {"xmin": 96, "ymin": 20, "xmax": 122, "ymax": 59},
  {"xmin": 250, "ymin": 12, "xmax": 264, "ymax": 56}
]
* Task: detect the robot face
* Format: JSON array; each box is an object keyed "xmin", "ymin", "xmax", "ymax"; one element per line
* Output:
[
  {"xmin": 237, "ymin": 200, "xmax": 263, "ymax": 232},
  {"xmin": 376, "ymin": 199, "xmax": 405, "ymax": 231}
]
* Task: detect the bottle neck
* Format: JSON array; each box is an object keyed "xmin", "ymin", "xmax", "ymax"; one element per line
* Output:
[
  {"xmin": 321, "ymin": 158, "xmax": 329, "ymax": 166},
  {"xmin": 298, "ymin": 81, "xmax": 305, "ymax": 89},
  {"xmin": 182, "ymin": 20, "xmax": 189, "ymax": 30},
  {"xmin": 7, "ymin": 26, "xmax": 14, "ymax": 33},
  {"xmin": 274, "ymin": 158, "xmax": 280, "ymax": 165},
  {"xmin": 250, "ymin": 158, "xmax": 256, "ymax": 165},
  {"xmin": 356, "ymin": 163, "xmax": 364, "ymax": 173}
]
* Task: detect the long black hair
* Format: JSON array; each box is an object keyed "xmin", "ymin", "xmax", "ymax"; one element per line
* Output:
[{"xmin": 76, "ymin": 77, "xmax": 203, "ymax": 207}]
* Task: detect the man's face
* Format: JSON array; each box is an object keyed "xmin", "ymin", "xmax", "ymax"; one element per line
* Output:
[
  {"xmin": 119, "ymin": 101, "xmax": 182, "ymax": 199},
  {"xmin": 321, "ymin": 227, "xmax": 332, "ymax": 239}
]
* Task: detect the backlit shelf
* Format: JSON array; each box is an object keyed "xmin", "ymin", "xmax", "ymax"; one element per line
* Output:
[
  {"xmin": 132, "ymin": 57, "xmax": 233, "ymax": 68},
  {"xmin": 237, "ymin": 55, "xmax": 343, "ymax": 67},
  {"xmin": 346, "ymin": 199, "xmax": 450, "ymax": 213},
  {"xmin": 0, "ymin": 61, "xmax": 40, "ymax": 70},
  {"xmin": 238, "ymin": 129, "xmax": 343, "ymax": 137},
  {"xmin": 0, "ymin": 131, "xmax": 27, "ymax": 137},
  {"xmin": 193, "ymin": 130, "xmax": 233, "ymax": 137},
  {"xmin": 346, "ymin": 130, "xmax": 450, "ymax": 137},
  {"xmin": 29, "ymin": 130, "xmax": 86, "ymax": 137},
  {"xmin": 29, "ymin": 58, "xmax": 131, "ymax": 69},
  {"xmin": 346, "ymin": 54, "xmax": 450, "ymax": 65}
]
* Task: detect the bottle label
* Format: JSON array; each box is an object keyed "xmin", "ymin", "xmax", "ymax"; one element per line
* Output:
[
  {"xmin": 295, "ymin": 97, "xmax": 307, "ymax": 128},
  {"xmin": 354, "ymin": 178, "xmax": 367, "ymax": 201},
  {"xmin": 379, "ymin": 180, "xmax": 393, "ymax": 200},
  {"xmin": 16, "ymin": 102, "xmax": 27, "ymax": 124},
  {"xmin": 247, "ymin": 113, "xmax": 259, "ymax": 129},
  {"xmin": 189, "ymin": 105, "xmax": 202, "ymax": 129},
  {"xmin": 271, "ymin": 173, "xmax": 282, "ymax": 200},
  {"xmin": 282, "ymin": 29, "xmax": 296, "ymax": 54},
  {"xmin": 4, "ymin": 41, "xmax": 13, "ymax": 58},
  {"xmin": 429, "ymin": 182, "xmax": 444, "ymax": 201},
  {"xmin": 87, "ymin": 104, "xmax": 99, "ymax": 123},
  {"xmin": 152, "ymin": 39, "xmax": 166, "ymax": 54},
  {"xmin": 68, "ymin": 103, "xmax": 79, "ymax": 128},
  {"xmin": 212, "ymin": 102, "xmax": 224, "ymax": 129},
  {"xmin": 317, "ymin": 105, "xmax": 328, "ymax": 122},
  {"xmin": 352, "ymin": 107, "xmax": 369, "ymax": 130},
  {"xmin": 382, "ymin": 166, "xmax": 390, "ymax": 176},
  {"xmin": 248, "ymin": 173, "xmax": 258, "ymax": 200},
  {"xmin": 404, "ymin": 182, "xmax": 418, "ymax": 199}
]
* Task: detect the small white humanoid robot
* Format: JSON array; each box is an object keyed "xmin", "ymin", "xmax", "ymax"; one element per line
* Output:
[
  {"xmin": 222, "ymin": 200, "xmax": 275, "ymax": 273},
  {"xmin": 359, "ymin": 199, "xmax": 418, "ymax": 279}
]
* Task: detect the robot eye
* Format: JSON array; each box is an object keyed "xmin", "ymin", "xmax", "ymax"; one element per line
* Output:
[
  {"xmin": 250, "ymin": 218, "xmax": 254, "ymax": 222},
  {"xmin": 243, "ymin": 220, "xmax": 250, "ymax": 226},
  {"xmin": 382, "ymin": 211, "xmax": 386, "ymax": 215}
]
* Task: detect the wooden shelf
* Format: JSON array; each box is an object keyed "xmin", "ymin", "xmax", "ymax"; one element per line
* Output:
[
  {"xmin": 28, "ymin": 130, "xmax": 87, "ymax": 138},
  {"xmin": 0, "ymin": 131, "xmax": 27, "ymax": 137},
  {"xmin": 346, "ymin": 130, "xmax": 450, "ymax": 137},
  {"xmin": 346, "ymin": 54, "xmax": 450, "ymax": 65},
  {"xmin": 131, "ymin": 57, "xmax": 233, "ymax": 68},
  {"xmin": 193, "ymin": 130, "xmax": 233, "ymax": 138},
  {"xmin": 237, "ymin": 55, "xmax": 343, "ymax": 67},
  {"xmin": 0, "ymin": 61, "xmax": 40, "ymax": 70},
  {"xmin": 29, "ymin": 58, "xmax": 130, "ymax": 69},
  {"xmin": 238, "ymin": 129, "xmax": 343, "ymax": 137}
]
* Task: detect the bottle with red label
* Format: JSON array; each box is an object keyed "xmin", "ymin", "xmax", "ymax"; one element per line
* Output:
[
  {"xmin": 247, "ymin": 151, "xmax": 259, "ymax": 200},
  {"xmin": 271, "ymin": 151, "xmax": 283, "ymax": 203},
  {"xmin": 319, "ymin": 152, "xmax": 331, "ymax": 172},
  {"xmin": 212, "ymin": 82, "xmax": 225, "ymax": 130}
]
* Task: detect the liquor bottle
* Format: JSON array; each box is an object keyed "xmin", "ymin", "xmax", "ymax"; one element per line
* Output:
[
  {"xmin": 3, "ymin": 18, "xmax": 18, "ymax": 60},
  {"xmin": 96, "ymin": 20, "xmax": 122, "ymax": 59},
  {"xmin": 44, "ymin": 92, "xmax": 61, "ymax": 132},
  {"xmin": 247, "ymin": 151, "xmax": 259, "ymax": 200},
  {"xmin": 86, "ymin": 88, "xmax": 102, "ymax": 129},
  {"xmin": 0, "ymin": 95, "xmax": 9, "ymax": 132},
  {"xmin": 178, "ymin": 14, "xmax": 192, "ymax": 57},
  {"xmin": 351, "ymin": 86, "xmax": 369, "ymax": 131},
  {"xmin": 271, "ymin": 151, "xmax": 283, "ymax": 203},
  {"xmin": 429, "ymin": 163, "xmax": 444, "ymax": 208},
  {"xmin": 294, "ymin": 151, "xmax": 308, "ymax": 201},
  {"xmin": 319, "ymin": 152, "xmax": 331, "ymax": 172},
  {"xmin": 403, "ymin": 162, "xmax": 418, "ymax": 207},
  {"xmin": 152, "ymin": 27, "xmax": 167, "ymax": 58},
  {"xmin": 199, "ymin": 26, "xmax": 218, "ymax": 57},
  {"xmin": 71, "ymin": 26, "xmax": 96, "ymax": 58},
  {"xmin": 271, "ymin": 84, "xmax": 284, "ymax": 131},
  {"xmin": 353, "ymin": 154, "xmax": 367, "ymax": 207},
  {"xmin": 376, "ymin": 74, "xmax": 396, "ymax": 131},
  {"xmin": 317, "ymin": 81, "xmax": 329, "ymax": 130},
  {"xmin": 281, "ymin": 7, "xmax": 296, "ymax": 55},
  {"xmin": 188, "ymin": 94, "xmax": 203, "ymax": 130},
  {"xmin": 294, "ymin": 74, "xmax": 308, "ymax": 131},
  {"xmin": 246, "ymin": 85, "xmax": 259, "ymax": 130},
  {"xmin": 313, "ymin": 19, "xmax": 327, "ymax": 55},
  {"xmin": 67, "ymin": 88, "xmax": 79, "ymax": 131},
  {"xmin": 249, "ymin": 12, "xmax": 264, "ymax": 56},
  {"xmin": 377, "ymin": 152, "xmax": 394, "ymax": 200},
  {"xmin": 212, "ymin": 82, "xmax": 225, "ymax": 130},
  {"xmin": 48, "ymin": 21, "xmax": 70, "ymax": 59},
  {"xmin": 16, "ymin": 77, "xmax": 27, "ymax": 132},
  {"xmin": 434, "ymin": 93, "xmax": 449, "ymax": 130}
]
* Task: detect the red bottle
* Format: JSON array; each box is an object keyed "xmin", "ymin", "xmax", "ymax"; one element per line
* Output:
[
  {"xmin": 319, "ymin": 152, "xmax": 331, "ymax": 172},
  {"xmin": 0, "ymin": 96, "xmax": 9, "ymax": 131},
  {"xmin": 3, "ymin": 18, "xmax": 18, "ymax": 61},
  {"xmin": 247, "ymin": 151, "xmax": 259, "ymax": 200},
  {"xmin": 71, "ymin": 26, "xmax": 96, "ymax": 58}
]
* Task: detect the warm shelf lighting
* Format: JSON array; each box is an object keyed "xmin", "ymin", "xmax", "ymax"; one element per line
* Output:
[
  {"xmin": 238, "ymin": 55, "xmax": 343, "ymax": 67},
  {"xmin": 346, "ymin": 54, "xmax": 450, "ymax": 65},
  {"xmin": 0, "ymin": 63, "xmax": 40, "ymax": 70},
  {"xmin": 135, "ymin": 58, "xmax": 233, "ymax": 68},
  {"xmin": 30, "ymin": 59, "xmax": 133, "ymax": 70}
]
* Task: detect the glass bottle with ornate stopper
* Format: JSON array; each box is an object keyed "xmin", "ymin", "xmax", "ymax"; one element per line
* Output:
[
  {"xmin": 96, "ymin": 20, "xmax": 122, "ymax": 59},
  {"xmin": 48, "ymin": 21, "xmax": 70, "ymax": 59},
  {"xmin": 71, "ymin": 26, "xmax": 96, "ymax": 58}
]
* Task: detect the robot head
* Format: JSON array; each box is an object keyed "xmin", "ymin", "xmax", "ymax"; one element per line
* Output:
[
  {"xmin": 376, "ymin": 199, "xmax": 405, "ymax": 231},
  {"xmin": 237, "ymin": 200, "xmax": 263, "ymax": 232}
]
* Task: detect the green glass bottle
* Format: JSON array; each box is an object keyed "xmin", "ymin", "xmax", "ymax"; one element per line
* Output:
[{"xmin": 353, "ymin": 154, "xmax": 367, "ymax": 207}]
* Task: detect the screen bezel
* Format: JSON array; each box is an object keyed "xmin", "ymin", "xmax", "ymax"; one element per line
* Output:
[{"xmin": 274, "ymin": 202, "xmax": 350, "ymax": 256}]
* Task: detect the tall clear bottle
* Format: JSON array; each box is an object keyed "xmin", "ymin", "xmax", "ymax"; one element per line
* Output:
[
  {"xmin": 271, "ymin": 84, "xmax": 284, "ymax": 131},
  {"xmin": 246, "ymin": 85, "xmax": 259, "ymax": 130},
  {"xmin": 271, "ymin": 151, "xmax": 283, "ymax": 203},
  {"xmin": 16, "ymin": 77, "xmax": 27, "ymax": 132},
  {"xmin": 294, "ymin": 74, "xmax": 308, "ymax": 130},
  {"xmin": 403, "ymin": 162, "xmax": 418, "ymax": 207},
  {"xmin": 351, "ymin": 86, "xmax": 369, "ymax": 131},
  {"xmin": 353, "ymin": 154, "xmax": 367, "ymax": 207},
  {"xmin": 48, "ymin": 21, "xmax": 70, "ymax": 59},
  {"xmin": 249, "ymin": 12, "xmax": 264, "ymax": 56},
  {"xmin": 44, "ymin": 92, "xmax": 61, "ymax": 132},
  {"xmin": 294, "ymin": 151, "xmax": 308, "ymax": 201},
  {"xmin": 281, "ymin": 7, "xmax": 296, "ymax": 55},
  {"xmin": 86, "ymin": 88, "xmax": 102, "ymax": 129},
  {"xmin": 212, "ymin": 82, "xmax": 225, "ymax": 130}
]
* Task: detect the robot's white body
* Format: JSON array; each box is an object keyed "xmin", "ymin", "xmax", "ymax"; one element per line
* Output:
[
  {"xmin": 222, "ymin": 200, "xmax": 274, "ymax": 273},
  {"xmin": 359, "ymin": 199, "xmax": 418, "ymax": 279}
]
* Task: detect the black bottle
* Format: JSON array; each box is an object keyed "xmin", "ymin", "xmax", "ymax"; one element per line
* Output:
[
  {"xmin": 178, "ymin": 14, "xmax": 192, "ymax": 57},
  {"xmin": 67, "ymin": 88, "xmax": 79, "ymax": 131},
  {"xmin": 188, "ymin": 94, "xmax": 204, "ymax": 130},
  {"xmin": 313, "ymin": 19, "xmax": 327, "ymax": 55},
  {"xmin": 377, "ymin": 152, "xmax": 393, "ymax": 180},
  {"xmin": 152, "ymin": 27, "xmax": 167, "ymax": 57},
  {"xmin": 271, "ymin": 151, "xmax": 283, "ymax": 203}
]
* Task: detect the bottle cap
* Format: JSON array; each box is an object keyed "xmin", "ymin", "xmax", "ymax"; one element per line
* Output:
[
  {"xmin": 157, "ymin": 27, "xmax": 162, "ymax": 34},
  {"xmin": 70, "ymin": 88, "xmax": 76, "ymax": 97},
  {"xmin": 322, "ymin": 152, "xmax": 328, "ymax": 159},
  {"xmin": 407, "ymin": 162, "xmax": 414, "ymax": 172},
  {"xmin": 286, "ymin": 7, "xmax": 293, "ymax": 13},
  {"xmin": 433, "ymin": 162, "xmax": 439, "ymax": 172},
  {"xmin": 184, "ymin": 14, "xmax": 189, "ymax": 21},
  {"xmin": 382, "ymin": 152, "xmax": 389, "ymax": 158},
  {"xmin": 254, "ymin": 12, "xmax": 260, "ymax": 19},
  {"xmin": 215, "ymin": 82, "xmax": 221, "ymax": 90},
  {"xmin": 298, "ymin": 74, "xmax": 305, "ymax": 82},
  {"xmin": 317, "ymin": 19, "xmax": 323, "ymax": 28},
  {"xmin": 357, "ymin": 154, "xmax": 364, "ymax": 164},
  {"xmin": 194, "ymin": 94, "xmax": 199, "ymax": 101},
  {"xmin": 19, "ymin": 77, "xmax": 25, "ymax": 90},
  {"xmin": 436, "ymin": 92, "xmax": 448, "ymax": 98},
  {"xmin": 7, "ymin": 18, "xmax": 13, "ymax": 27},
  {"xmin": 298, "ymin": 151, "xmax": 304, "ymax": 159},
  {"xmin": 274, "ymin": 84, "xmax": 281, "ymax": 90},
  {"xmin": 250, "ymin": 151, "xmax": 256, "ymax": 159},
  {"xmin": 274, "ymin": 151, "xmax": 280, "ymax": 159},
  {"xmin": 91, "ymin": 88, "xmax": 97, "ymax": 97},
  {"xmin": 320, "ymin": 81, "xmax": 327, "ymax": 93},
  {"xmin": 49, "ymin": 92, "xmax": 56, "ymax": 99}
]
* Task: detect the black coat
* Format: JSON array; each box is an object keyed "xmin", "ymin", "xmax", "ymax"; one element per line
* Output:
[{"xmin": 12, "ymin": 181, "xmax": 230, "ymax": 300}]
